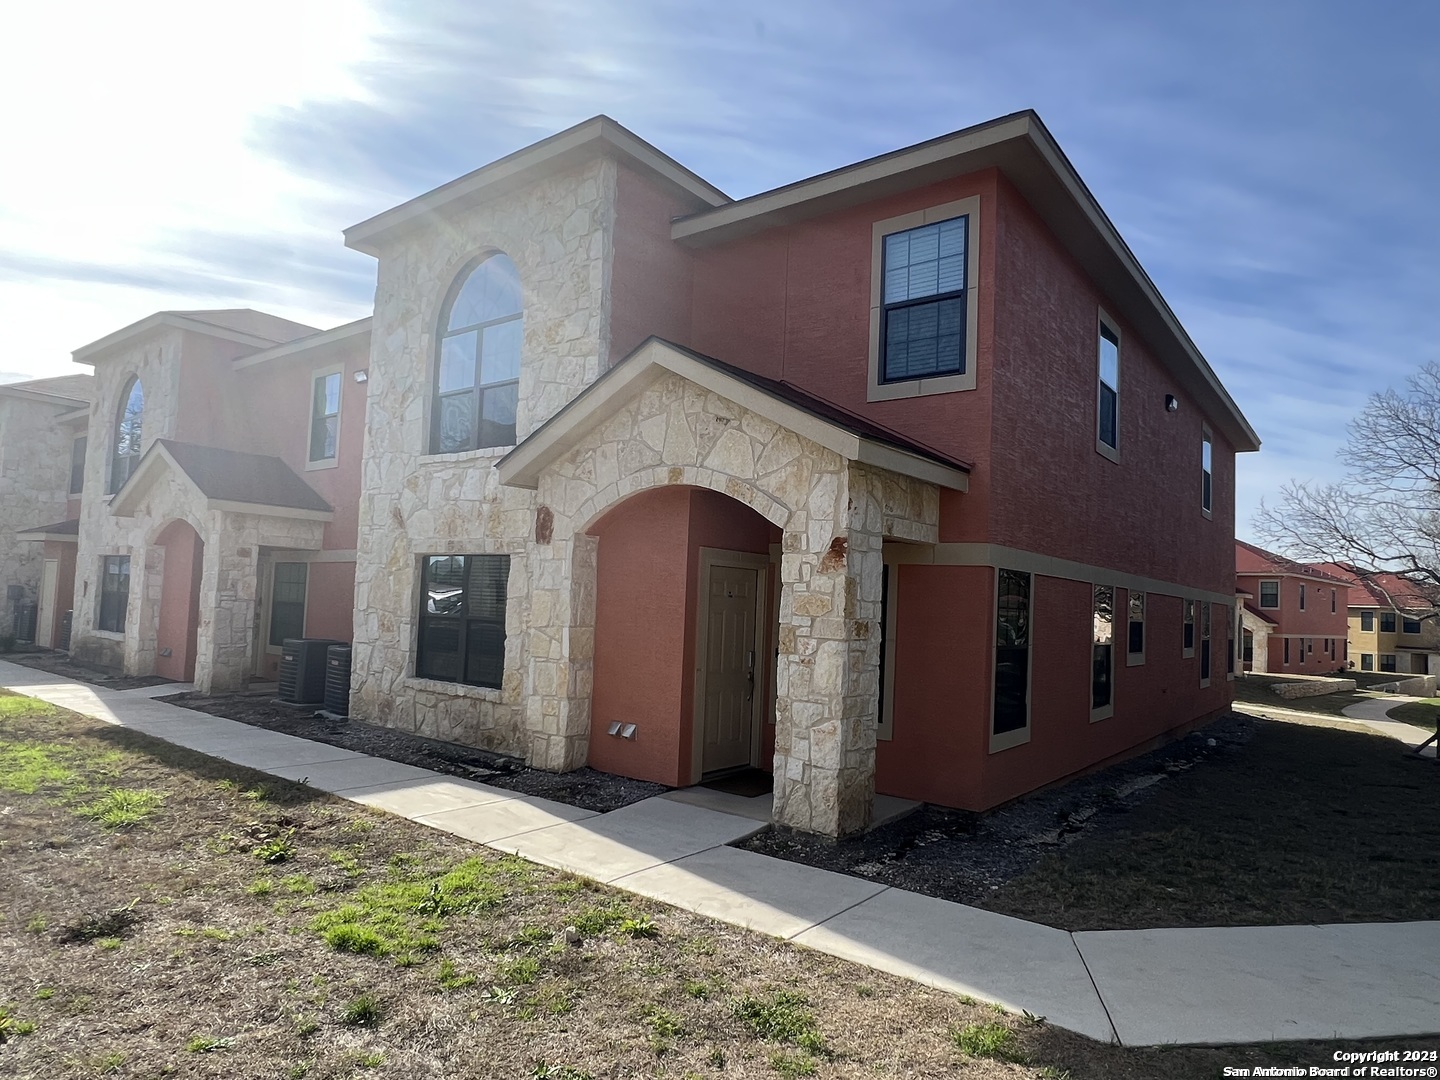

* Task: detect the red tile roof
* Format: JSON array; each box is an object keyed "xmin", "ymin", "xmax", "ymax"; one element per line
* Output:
[{"xmin": 1235, "ymin": 540, "xmax": 1351, "ymax": 585}]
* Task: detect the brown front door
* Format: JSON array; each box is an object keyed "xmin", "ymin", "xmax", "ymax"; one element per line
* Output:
[{"xmin": 700, "ymin": 562, "xmax": 761, "ymax": 775}]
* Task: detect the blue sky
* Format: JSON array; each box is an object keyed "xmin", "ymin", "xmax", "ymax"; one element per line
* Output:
[{"xmin": 3, "ymin": 0, "xmax": 1437, "ymax": 539}]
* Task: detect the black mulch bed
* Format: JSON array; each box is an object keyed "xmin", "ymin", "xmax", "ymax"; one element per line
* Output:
[
  {"xmin": 739, "ymin": 713, "xmax": 1256, "ymax": 908},
  {"xmin": 153, "ymin": 691, "xmax": 669, "ymax": 814},
  {"xmin": 2, "ymin": 649, "xmax": 176, "ymax": 691}
]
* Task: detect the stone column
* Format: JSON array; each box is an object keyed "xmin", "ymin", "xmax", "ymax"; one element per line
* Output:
[
  {"xmin": 522, "ymin": 529, "xmax": 597, "ymax": 771},
  {"xmin": 193, "ymin": 523, "xmax": 259, "ymax": 694},
  {"xmin": 772, "ymin": 464, "xmax": 884, "ymax": 836}
]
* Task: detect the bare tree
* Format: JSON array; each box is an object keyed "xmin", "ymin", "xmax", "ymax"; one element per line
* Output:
[{"xmin": 1254, "ymin": 362, "xmax": 1440, "ymax": 617}]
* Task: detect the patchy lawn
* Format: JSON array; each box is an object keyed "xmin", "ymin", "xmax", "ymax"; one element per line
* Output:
[
  {"xmin": 1383, "ymin": 697, "xmax": 1440, "ymax": 731},
  {"xmin": 1231, "ymin": 674, "xmax": 1385, "ymax": 717},
  {"xmin": 3, "ymin": 693, "xmax": 1432, "ymax": 1077},
  {"xmin": 984, "ymin": 716, "xmax": 1440, "ymax": 930}
]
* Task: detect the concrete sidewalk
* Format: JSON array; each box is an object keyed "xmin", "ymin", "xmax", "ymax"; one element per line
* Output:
[{"xmin": 3, "ymin": 659, "xmax": 1437, "ymax": 1047}]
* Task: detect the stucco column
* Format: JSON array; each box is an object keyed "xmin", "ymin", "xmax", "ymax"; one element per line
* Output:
[
  {"xmin": 193, "ymin": 524, "xmax": 259, "ymax": 694},
  {"xmin": 522, "ymin": 529, "xmax": 596, "ymax": 771},
  {"xmin": 772, "ymin": 464, "xmax": 884, "ymax": 837}
]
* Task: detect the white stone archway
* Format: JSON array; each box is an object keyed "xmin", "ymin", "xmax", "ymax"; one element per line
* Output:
[{"xmin": 506, "ymin": 362, "xmax": 946, "ymax": 836}]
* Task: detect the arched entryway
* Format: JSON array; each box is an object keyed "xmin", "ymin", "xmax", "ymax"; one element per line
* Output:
[
  {"xmin": 585, "ymin": 485, "xmax": 782, "ymax": 788},
  {"xmin": 154, "ymin": 519, "xmax": 204, "ymax": 682}
]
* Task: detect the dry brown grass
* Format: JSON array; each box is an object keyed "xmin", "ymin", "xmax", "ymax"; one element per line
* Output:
[{"xmin": 2, "ymin": 691, "xmax": 1435, "ymax": 1079}]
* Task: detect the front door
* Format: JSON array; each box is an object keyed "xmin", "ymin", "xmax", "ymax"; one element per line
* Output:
[
  {"xmin": 699, "ymin": 561, "xmax": 762, "ymax": 775},
  {"xmin": 36, "ymin": 559, "xmax": 58, "ymax": 649}
]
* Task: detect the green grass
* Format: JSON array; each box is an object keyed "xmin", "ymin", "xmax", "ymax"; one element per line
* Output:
[
  {"xmin": 953, "ymin": 1021, "xmax": 1026, "ymax": 1062},
  {"xmin": 340, "ymin": 994, "xmax": 383, "ymax": 1027},
  {"xmin": 1384, "ymin": 697, "xmax": 1440, "ymax": 730},
  {"xmin": 309, "ymin": 856, "xmax": 513, "ymax": 960},
  {"xmin": 78, "ymin": 788, "xmax": 165, "ymax": 829},
  {"xmin": 185, "ymin": 1035, "xmax": 232, "ymax": 1053},
  {"xmin": 732, "ymin": 990, "xmax": 828, "ymax": 1055}
]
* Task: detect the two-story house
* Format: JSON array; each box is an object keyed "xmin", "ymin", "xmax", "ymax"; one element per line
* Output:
[
  {"xmin": 1235, "ymin": 540, "xmax": 1349, "ymax": 675},
  {"xmin": 15, "ymin": 111, "xmax": 1259, "ymax": 837},
  {"xmin": 1313, "ymin": 562, "xmax": 1440, "ymax": 675},
  {"xmin": 340, "ymin": 111, "xmax": 1258, "ymax": 835},
  {"xmin": 1, "ymin": 375, "xmax": 93, "ymax": 646}
]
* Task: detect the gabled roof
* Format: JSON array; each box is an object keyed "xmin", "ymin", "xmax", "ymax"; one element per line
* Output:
[
  {"xmin": 233, "ymin": 317, "xmax": 372, "ymax": 370},
  {"xmin": 344, "ymin": 116, "xmax": 731, "ymax": 256},
  {"xmin": 1312, "ymin": 561, "xmax": 1440, "ymax": 614},
  {"xmin": 499, "ymin": 337, "xmax": 971, "ymax": 493},
  {"xmin": 18, "ymin": 517, "xmax": 80, "ymax": 542},
  {"xmin": 110, "ymin": 439, "xmax": 332, "ymax": 520},
  {"xmin": 1241, "ymin": 600, "xmax": 1277, "ymax": 627},
  {"xmin": 671, "ymin": 110, "xmax": 1258, "ymax": 455},
  {"xmin": 1236, "ymin": 540, "xmax": 1351, "ymax": 585},
  {"xmin": 73, "ymin": 309, "xmax": 320, "ymax": 365},
  {"xmin": 0, "ymin": 372, "xmax": 94, "ymax": 407}
]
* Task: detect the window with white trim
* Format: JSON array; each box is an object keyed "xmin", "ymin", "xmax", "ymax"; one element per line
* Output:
[
  {"xmin": 1201, "ymin": 429, "xmax": 1213, "ymax": 515},
  {"xmin": 1200, "ymin": 603, "xmax": 1212, "ymax": 684},
  {"xmin": 1127, "ymin": 590, "xmax": 1145, "ymax": 663},
  {"xmin": 868, "ymin": 198, "xmax": 979, "ymax": 401},
  {"xmin": 1092, "ymin": 584, "xmax": 1113, "ymax": 719},
  {"xmin": 1182, "ymin": 598, "xmax": 1195, "ymax": 657},
  {"xmin": 433, "ymin": 253, "xmax": 522, "ymax": 453},
  {"xmin": 1299, "ymin": 583, "xmax": 1306, "ymax": 611},
  {"xmin": 992, "ymin": 569, "xmax": 1031, "ymax": 743},
  {"xmin": 1361, "ymin": 610, "xmax": 1374, "ymax": 632},
  {"xmin": 309, "ymin": 370, "xmax": 341, "ymax": 463},
  {"xmin": 1097, "ymin": 319, "xmax": 1119, "ymax": 455}
]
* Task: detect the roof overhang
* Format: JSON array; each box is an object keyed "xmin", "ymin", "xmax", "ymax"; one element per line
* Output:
[
  {"xmin": 498, "ymin": 338, "xmax": 970, "ymax": 493},
  {"xmin": 345, "ymin": 116, "xmax": 731, "ymax": 257},
  {"xmin": 0, "ymin": 384, "xmax": 90, "ymax": 408},
  {"xmin": 18, "ymin": 519, "xmax": 79, "ymax": 543},
  {"xmin": 73, "ymin": 313, "xmax": 282, "ymax": 366},
  {"xmin": 672, "ymin": 110, "xmax": 1259, "ymax": 455},
  {"xmin": 233, "ymin": 317, "xmax": 373, "ymax": 370},
  {"xmin": 109, "ymin": 442, "xmax": 334, "ymax": 522}
]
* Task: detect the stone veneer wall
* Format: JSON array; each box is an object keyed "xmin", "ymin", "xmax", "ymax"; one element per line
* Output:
[
  {"xmin": 71, "ymin": 333, "xmax": 185, "ymax": 671},
  {"xmin": 0, "ymin": 396, "xmax": 78, "ymax": 634},
  {"xmin": 349, "ymin": 157, "xmax": 617, "ymax": 751},
  {"xmin": 524, "ymin": 371, "xmax": 940, "ymax": 834}
]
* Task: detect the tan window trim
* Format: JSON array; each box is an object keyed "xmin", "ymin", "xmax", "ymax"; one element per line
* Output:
[{"xmin": 868, "ymin": 196, "xmax": 981, "ymax": 403}]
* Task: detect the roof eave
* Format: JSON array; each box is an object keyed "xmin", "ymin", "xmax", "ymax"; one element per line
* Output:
[
  {"xmin": 233, "ymin": 317, "xmax": 373, "ymax": 370},
  {"xmin": 671, "ymin": 111, "xmax": 1259, "ymax": 455},
  {"xmin": 344, "ymin": 116, "xmax": 731, "ymax": 257},
  {"xmin": 73, "ymin": 313, "xmax": 280, "ymax": 365},
  {"xmin": 0, "ymin": 386, "xmax": 91, "ymax": 408}
]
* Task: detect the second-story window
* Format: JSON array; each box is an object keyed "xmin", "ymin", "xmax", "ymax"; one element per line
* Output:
[
  {"xmin": 1097, "ymin": 320, "xmax": 1120, "ymax": 454},
  {"xmin": 881, "ymin": 216, "xmax": 968, "ymax": 383},
  {"xmin": 108, "ymin": 377, "xmax": 144, "ymax": 495},
  {"xmin": 433, "ymin": 253, "xmax": 522, "ymax": 454},
  {"xmin": 1202, "ymin": 429, "xmax": 1213, "ymax": 514},
  {"xmin": 69, "ymin": 435, "xmax": 87, "ymax": 495},
  {"xmin": 1380, "ymin": 612, "xmax": 1397, "ymax": 633},
  {"xmin": 1331, "ymin": 589, "xmax": 1337, "ymax": 613},
  {"xmin": 309, "ymin": 371, "xmax": 341, "ymax": 464},
  {"xmin": 1361, "ymin": 610, "xmax": 1374, "ymax": 632},
  {"xmin": 1403, "ymin": 616, "xmax": 1423, "ymax": 634},
  {"xmin": 1299, "ymin": 583, "xmax": 1306, "ymax": 611},
  {"xmin": 1260, "ymin": 580, "xmax": 1279, "ymax": 609}
]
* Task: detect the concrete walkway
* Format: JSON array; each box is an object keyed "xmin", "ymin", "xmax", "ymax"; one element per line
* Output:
[{"xmin": 3, "ymin": 659, "xmax": 1437, "ymax": 1047}]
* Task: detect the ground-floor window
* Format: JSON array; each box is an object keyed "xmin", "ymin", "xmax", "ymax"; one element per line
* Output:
[
  {"xmin": 1242, "ymin": 629, "xmax": 1254, "ymax": 664},
  {"xmin": 1199, "ymin": 603, "xmax": 1211, "ymax": 683},
  {"xmin": 1283, "ymin": 638, "xmax": 1291, "ymax": 665},
  {"xmin": 1380, "ymin": 653, "xmax": 1397, "ymax": 673},
  {"xmin": 1361, "ymin": 653, "xmax": 1374, "ymax": 671},
  {"xmin": 1126, "ymin": 590, "xmax": 1145, "ymax": 662},
  {"xmin": 992, "ymin": 569, "xmax": 1031, "ymax": 738},
  {"xmin": 416, "ymin": 554, "xmax": 509, "ymax": 688},
  {"xmin": 1226, "ymin": 605, "xmax": 1234, "ymax": 676},
  {"xmin": 97, "ymin": 555, "xmax": 130, "ymax": 633},
  {"xmin": 268, "ymin": 562, "xmax": 308, "ymax": 646},
  {"xmin": 1182, "ymin": 599, "xmax": 1194, "ymax": 655},
  {"xmin": 1092, "ymin": 584, "xmax": 1113, "ymax": 714}
]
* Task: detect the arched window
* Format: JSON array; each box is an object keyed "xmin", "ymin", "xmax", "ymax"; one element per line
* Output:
[
  {"xmin": 433, "ymin": 253, "xmax": 522, "ymax": 453},
  {"xmin": 108, "ymin": 377, "xmax": 144, "ymax": 494}
]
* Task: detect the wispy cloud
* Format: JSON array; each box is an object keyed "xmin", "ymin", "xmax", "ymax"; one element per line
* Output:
[{"xmin": 4, "ymin": 0, "xmax": 1437, "ymax": 538}]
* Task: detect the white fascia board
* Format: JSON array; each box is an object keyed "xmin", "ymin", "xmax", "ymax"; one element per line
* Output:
[
  {"xmin": 73, "ymin": 313, "xmax": 279, "ymax": 365},
  {"xmin": 233, "ymin": 318, "xmax": 373, "ymax": 370}
]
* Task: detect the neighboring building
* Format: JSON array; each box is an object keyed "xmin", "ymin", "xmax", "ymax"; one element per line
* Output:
[
  {"xmin": 0, "ymin": 374, "xmax": 93, "ymax": 645},
  {"xmin": 1235, "ymin": 540, "xmax": 1349, "ymax": 675},
  {"xmin": 8, "ymin": 112, "xmax": 1260, "ymax": 836},
  {"xmin": 1312, "ymin": 562, "xmax": 1440, "ymax": 675}
]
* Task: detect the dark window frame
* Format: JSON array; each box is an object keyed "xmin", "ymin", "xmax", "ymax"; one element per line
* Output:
[
  {"xmin": 1402, "ymin": 617, "xmax": 1422, "ymax": 635},
  {"xmin": 992, "ymin": 569, "xmax": 1031, "ymax": 740},
  {"xmin": 1097, "ymin": 320, "xmax": 1120, "ymax": 452},
  {"xmin": 1127, "ymin": 590, "xmax": 1145, "ymax": 658},
  {"xmin": 97, "ymin": 555, "xmax": 130, "ymax": 634},
  {"xmin": 1361, "ymin": 610, "xmax": 1375, "ymax": 632},
  {"xmin": 1299, "ymin": 583, "xmax": 1306, "ymax": 611},
  {"xmin": 1361, "ymin": 653, "xmax": 1374, "ymax": 671},
  {"xmin": 879, "ymin": 215, "xmax": 969, "ymax": 385},
  {"xmin": 69, "ymin": 434, "xmax": 87, "ymax": 495},
  {"xmin": 416, "ymin": 554, "xmax": 509, "ymax": 689},
  {"xmin": 1182, "ymin": 598, "xmax": 1195, "ymax": 654},
  {"xmin": 1092, "ymin": 584, "xmax": 1114, "ymax": 714},
  {"xmin": 108, "ymin": 376, "xmax": 144, "ymax": 495},
  {"xmin": 1380, "ymin": 611, "xmax": 1397, "ymax": 633},
  {"xmin": 431, "ymin": 254, "xmax": 522, "ymax": 454},
  {"xmin": 1331, "ymin": 589, "xmax": 1337, "ymax": 614},
  {"xmin": 1380, "ymin": 653, "xmax": 1397, "ymax": 673},
  {"xmin": 1201, "ymin": 429, "xmax": 1213, "ymax": 514},
  {"xmin": 1259, "ymin": 580, "xmax": 1279, "ymax": 609},
  {"xmin": 268, "ymin": 562, "xmax": 309, "ymax": 647},
  {"xmin": 1199, "ymin": 603, "xmax": 1212, "ymax": 682}
]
